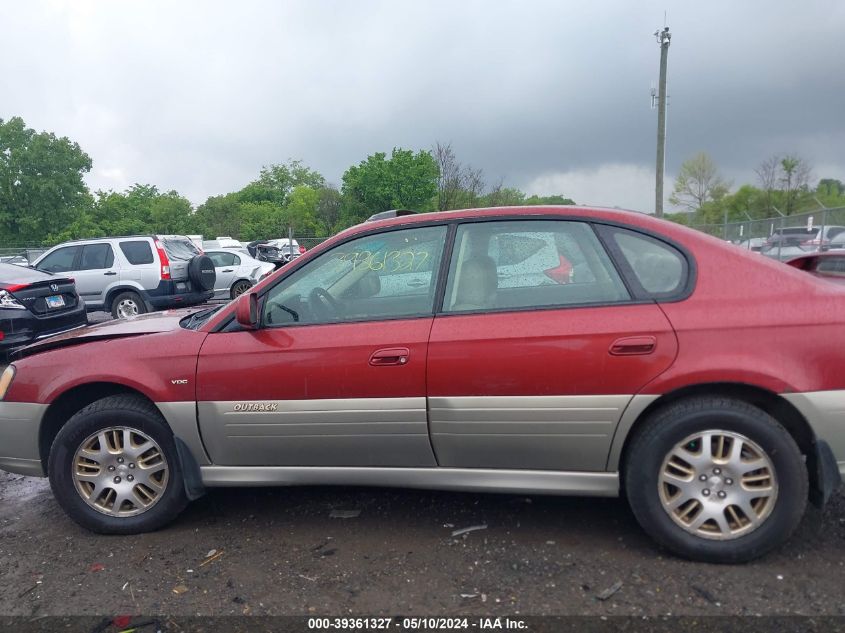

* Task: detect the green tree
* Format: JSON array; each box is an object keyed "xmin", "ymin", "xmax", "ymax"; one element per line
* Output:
[
  {"xmin": 341, "ymin": 148, "xmax": 439, "ymax": 224},
  {"xmin": 244, "ymin": 160, "xmax": 327, "ymax": 206},
  {"xmin": 283, "ymin": 185, "xmax": 321, "ymax": 234},
  {"xmin": 669, "ymin": 153, "xmax": 730, "ymax": 212},
  {"xmin": 480, "ymin": 185, "xmax": 526, "ymax": 207},
  {"xmin": 0, "ymin": 116, "xmax": 92, "ymax": 244},
  {"xmin": 524, "ymin": 194, "xmax": 575, "ymax": 206}
]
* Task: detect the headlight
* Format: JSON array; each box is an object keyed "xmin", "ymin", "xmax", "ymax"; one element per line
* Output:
[
  {"xmin": 0, "ymin": 365, "xmax": 16, "ymax": 400},
  {"xmin": 0, "ymin": 290, "xmax": 26, "ymax": 310}
]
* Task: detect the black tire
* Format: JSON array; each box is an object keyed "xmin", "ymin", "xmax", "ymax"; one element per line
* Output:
[
  {"xmin": 47, "ymin": 395, "xmax": 189, "ymax": 534},
  {"xmin": 624, "ymin": 397, "xmax": 808, "ymax": 563},
  {"xmin": 188, "ymin": 255, "xmax": 216, "ymax": 291},
  {"xmin": 230, "ymin": 279, "xmax": 253, "ymax": 299},
  {"xmin": 110, "ymin": 291, "xmax": 147, "ymax": 319}
]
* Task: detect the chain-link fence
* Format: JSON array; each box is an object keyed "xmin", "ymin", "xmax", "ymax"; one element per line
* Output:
[{"xmin": 686, "ymin": 206, "xmax": 845, "ymax": 261}]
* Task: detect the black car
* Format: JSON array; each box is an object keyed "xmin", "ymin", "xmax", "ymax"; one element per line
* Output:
[{"xmin": 0, "ymin": 264, "xmax": 88, "ymax": 356}]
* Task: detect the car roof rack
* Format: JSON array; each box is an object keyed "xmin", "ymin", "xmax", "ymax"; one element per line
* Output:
[{"xmin": 365, "ymin": 209, "xmax": 418, "ymax": 222}]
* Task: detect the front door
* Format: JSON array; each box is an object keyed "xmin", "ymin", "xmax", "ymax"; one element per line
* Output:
[
  {"xmin": 196, "ymin": 224, "xmax": 449, "ymax": 467},
  {"xmin": 427, "ymin": 219, "xmax": 681, "ymax": 472}
]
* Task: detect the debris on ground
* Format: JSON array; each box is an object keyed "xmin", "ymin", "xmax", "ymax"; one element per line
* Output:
[
  {"xmin": 451, "ymin": 524, "xmax": 488, "ymax": 537},
  {"xmin": 199, "ymin": 550, "xmax": 224, "ymax": 567},
  {"xmin": 460, "ymin": 593, "xmax": 478, "ymax": 599},
  {"xmin": 89, "ymin": 563, "xmax": 105, "ymax": 573},
  {"xmin": 172, "ymin": 584, "xmax": 189, "ymax": 595},
  {"xmin": 596, "ymin": 581, "xmax": 623, "ymax": 601},
  {"xmin": 329, "ymin": 509, "xmax": 361, "ymax": 519},
  {"xmin": 205, "ymin": 549, "xmax": 218, "ymax": 558},
  {"xmin": 691, "ymin": 585, "xmax": 720, "ymax": 605}
]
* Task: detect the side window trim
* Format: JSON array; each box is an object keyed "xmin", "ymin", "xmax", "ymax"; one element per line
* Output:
[{"xmin": 593, "ymin": 223, "xmax": 695, "ymax": 302}]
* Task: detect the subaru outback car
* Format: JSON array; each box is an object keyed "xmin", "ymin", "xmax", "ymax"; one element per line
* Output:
[
  {"xmin": 33, "ymin": 235, "xmax": 216, "ymax": 318},
  {"xmin": 0, "ymin": 206, "xmax": 841, "ymax": 563}
]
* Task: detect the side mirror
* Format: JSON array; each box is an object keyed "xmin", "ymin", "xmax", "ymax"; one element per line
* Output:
[{"xmin": 235, "ymin": 291, "xmax": 259, "ymax": 329}]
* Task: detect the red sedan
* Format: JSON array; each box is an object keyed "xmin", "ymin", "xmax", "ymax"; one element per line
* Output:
[{"xmin": 0, "ymin": 205, "xmax": 841, "ymax": 563}]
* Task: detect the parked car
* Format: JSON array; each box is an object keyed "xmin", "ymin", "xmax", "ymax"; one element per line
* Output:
[
  {"xmin": 205, "ymin": 249, "xmax": 275, "ymax": 299},
  {"xmin": 736, "ymin": 238, "xmax": 766, "ymax": 252},
  {"xmin": 0, "ymin": 255, "xmax": 31, "ymax": 267},
  {"xmin": 1, "ymin": 205, "xmax": 842, "ymax": 564},
  {"xmin": 245, "ymin": 240, "xmax": 287, "ymax": 268},
  {"xmin": 32, "ymin": 235, "xmax": 216, "ymax": 318},
  {"xmin": 760, "ymin": 225, "xmax": 845, "ymax": 261},
  {"xmin": 0, "ymin": 263, "xmax": 87, "ymax": 357},
  {"xmin": 785, "ymin": 252, "xmax": 845, "ymax": 285},
  {"xmin": 268, "ymin": 238, "xmax": 306, "ymax": 263}
]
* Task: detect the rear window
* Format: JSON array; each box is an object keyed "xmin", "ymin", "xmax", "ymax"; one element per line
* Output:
[
  {"xmin": 161, "ymin": 237, "xmax": 200, "ymax": 261},
  {"xmin": 119, "ymin": 240, "xmax": 154, "ymax": 265}
]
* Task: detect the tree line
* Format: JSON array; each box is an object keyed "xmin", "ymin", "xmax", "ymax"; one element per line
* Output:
[
  {"xmin": 0, "ymin": 117, "xmax": 573, "ymax": 246},
  {"xmin": 667, "ymin": 152, "xmax": 845, "ymax": 226}
]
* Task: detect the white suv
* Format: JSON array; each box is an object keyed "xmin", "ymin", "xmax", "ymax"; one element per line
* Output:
[{"xmin": 33, "ymin": 235, "xmax": 216, "ymax": 318}]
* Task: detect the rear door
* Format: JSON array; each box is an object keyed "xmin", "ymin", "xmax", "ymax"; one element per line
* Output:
[
  {"xmin": 72, "ymin": 243, "xmax": 116, "ymax": 308},
  {"xmin": 207, "ymin": 251, "xmax": 237, "ymax": 296},
  {"xmin": 118, "ymin": 239, "xmax": 158, "ymax": 290},
  {"xmin": 427, "ymin": 219, "xmax": 681, "ymax": 472},
  {"xmin": 196, "ymin": 224, "xmax": 449, "ymax": 467}
]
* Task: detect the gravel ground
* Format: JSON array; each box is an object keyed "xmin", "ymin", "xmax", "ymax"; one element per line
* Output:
[{"xmin": 1, "ymin": 470, "xmax": 844, "ymax": 618}]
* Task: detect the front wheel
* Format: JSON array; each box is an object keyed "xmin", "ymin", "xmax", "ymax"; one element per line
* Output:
[
  {"xmin": 624, "ymin": 397, "xmax": 808, "ymax": 563},
  {"xmin": 48, "ymin": 395, "xmax": 189, "ymax": 534}
]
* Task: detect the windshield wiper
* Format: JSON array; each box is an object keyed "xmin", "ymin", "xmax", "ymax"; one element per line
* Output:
[{"xmin": 182, "ymin": 305, "xmax": 222, "ymax": 329}]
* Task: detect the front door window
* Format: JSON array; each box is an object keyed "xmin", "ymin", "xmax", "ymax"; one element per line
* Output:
[{"xmin": 263, "ymin": 225, "xmax": 448, "ymax": 326}]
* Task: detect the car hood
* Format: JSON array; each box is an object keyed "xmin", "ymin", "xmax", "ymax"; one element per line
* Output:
[{"xmin": 15, "ymin": 308, "xmax": 203, "ymax": 358}]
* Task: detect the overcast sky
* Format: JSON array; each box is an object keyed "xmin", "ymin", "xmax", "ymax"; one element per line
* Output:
[{"xmin": 2, "ymin": 0, "xmax": 843, "ymax": 212}]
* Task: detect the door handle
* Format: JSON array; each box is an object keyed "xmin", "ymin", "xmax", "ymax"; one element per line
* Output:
[
  {"xmin": 103, "ymin": 271, "xmax": 117, "ymax": 276},
  {"xmin": 406, "ymin": 280, "xmax": 425, "ymax": 288},
  {"xmin": 609, "ymin": 336, "xmax": 656, "ymax": 356},
  {"xmin": 222, "ymin": 269, "xmax": 234, "ymax": 272},
  {"xmin": 369, "ymin": 347, "xmax": 410, "ymax": 366}
]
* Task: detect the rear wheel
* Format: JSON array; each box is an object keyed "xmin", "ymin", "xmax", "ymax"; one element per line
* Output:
[
  {"xmin": 230, "ymin": 279, "xmax": 253, "ymax": 299},
  {"xmin": 48, "ymin": 395, "xmax": 188, "ymax": 534},
  {"xmin": 624, "ymin": 397, "xmax": 807, "ymax": 563},
  {"xmin": 111, "ymin": 291, "xmax": 146, "ymax": 319}
]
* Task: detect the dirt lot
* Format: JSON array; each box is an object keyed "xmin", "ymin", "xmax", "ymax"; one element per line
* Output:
[{"xmin": 1, "ymin": 470, "xmax": 844, "ymax": 619}]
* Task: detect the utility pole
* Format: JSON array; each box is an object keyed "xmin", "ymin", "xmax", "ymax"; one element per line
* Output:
[{"xmin": 654, "ymin": 26, "xmax": 671, "ymax": 217}]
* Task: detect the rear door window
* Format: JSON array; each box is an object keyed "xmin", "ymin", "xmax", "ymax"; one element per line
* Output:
[
  {"xmin": 443, "ymin": 220, "xmax": 629, "ymax": 313},
  {"xmin": 208, "ymin": 252, "xmax": 236, "ymax": 267},
  {"xmin": 79, "ymin": 244, "xmax": 115, "ymax": 270},
  {"xmin": 120, "ymin": 240, "xmax": 154, "ymax": 265}
]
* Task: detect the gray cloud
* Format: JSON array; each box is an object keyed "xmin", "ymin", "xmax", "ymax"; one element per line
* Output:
[{"xmin": 1, "ymin": 0, "xmax": 842, "ymax": 211}]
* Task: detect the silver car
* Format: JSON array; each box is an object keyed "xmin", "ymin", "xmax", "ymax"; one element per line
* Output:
[
  {"xmin": 33, "ymin": 235, "xmax": 216, "ymax": 318},
  {"xmin": 205, "ymin": 248, "xmax": 275, "ymax": 299}
]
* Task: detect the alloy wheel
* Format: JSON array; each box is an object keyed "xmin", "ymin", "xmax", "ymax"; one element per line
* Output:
[
  {"xmin": 72, "ymin": 426, "xmax": 169, "ymax": 517},
  {"xmin": 658, "ymin": 430, "xmax": 778, "ymax": 540}
]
